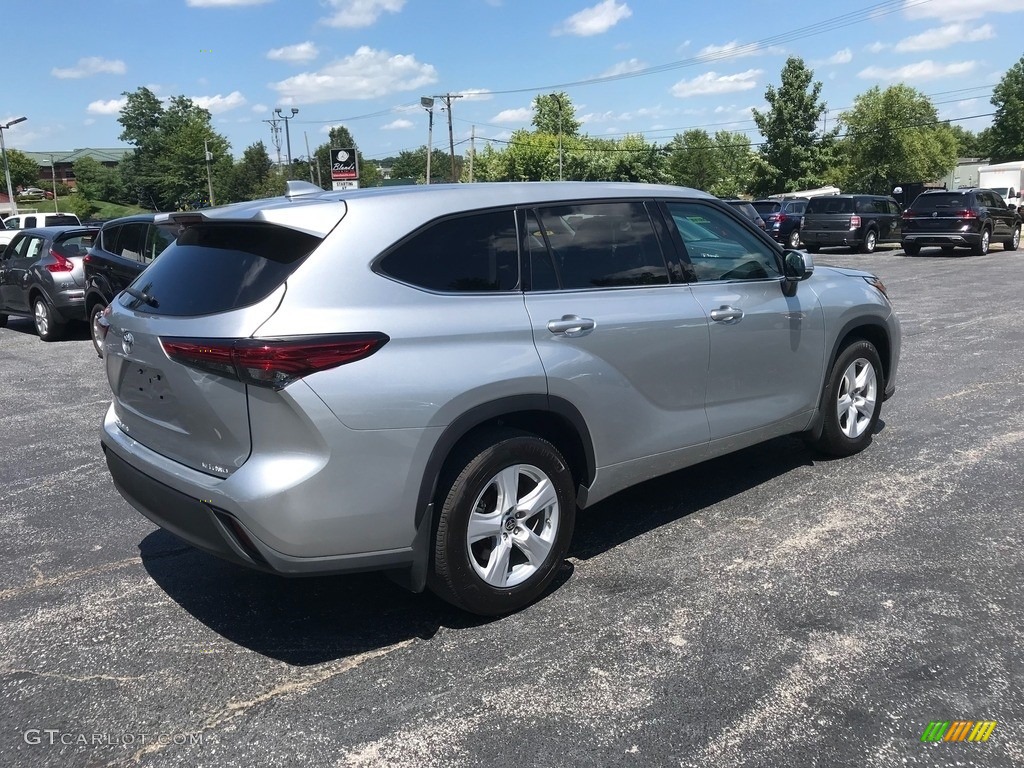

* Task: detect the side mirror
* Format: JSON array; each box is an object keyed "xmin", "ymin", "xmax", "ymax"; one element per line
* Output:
[{"xmin": 783, "ymin": 249, "xmax": 814, "ymax": 282}]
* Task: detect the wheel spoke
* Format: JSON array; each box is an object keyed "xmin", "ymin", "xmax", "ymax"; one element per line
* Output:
[
  {"xmin": 493, "ymin": 465, "xmax": 519, "ymax": 513},
  {"xmin": 481, "ymin": 536, "xmax": 512, "ymax": 587},
  {"xmin": 855, "ymin": 394, "xmax": 876, "ymax": 419},
  {"xmin": 467, "ymin": 511, "xmax": 502, "ymax": 544},
  {"xmin": 843, "ymin": 404, "xmax": 860, "ymax": 437},
  {"xmin": 516, "ymin": 477, "xmax": 557, "ymax": 521},
  {"xmin": 515, "ymin": 525, "xmax": 553, "ymax": 568}
]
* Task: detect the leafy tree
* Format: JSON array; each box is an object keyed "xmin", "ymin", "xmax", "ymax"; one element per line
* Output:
[
  {"xmin": 4, "ymin": 149, "xmax": 40, "ymax": 190},
  {"xmin": 392, "ymin": 146, "xmax": 459, "ymax": 183},
  {"xmin": 665, "ymin": 129, "xmax": 717, "ymax": 191},
  {"xmin": 532, "ymin": 93, "xmax": 582, "ymax": 137},
  {"xmin": 987, "ymin": 54, "xmax": 1024, "ymax": 163},
  {"xmin": 72, "ymin": 156, "xmax": 124, "ymax": 202},
  {"xmin": 751, "ymin": 57, "xmax": 837, "ymax": 196},
  {"xmin": 225, "ymin": 141, "xmax": 276, "ymax": 202},
  {"xmin": 837, "ymin": 85, "xmax": 957, "ymax": 194},
  {"xmin": 62, "ymin": 194, "xmax": 99, "ymax": 220},
  {"xmin": 312, "ymin": 125, "xmax": 380, "ymax": 189},
  {"xmin": 711, "ymin": 130, "xmax": 755, "ymax": 197},
  {"xmin": 947, "ymin": 124, "xmax": 985, "ymax": 158}
]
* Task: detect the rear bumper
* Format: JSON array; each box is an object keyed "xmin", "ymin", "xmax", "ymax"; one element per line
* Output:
[
  {"xmin": 902, "ymin": 232, "xmax": 981, "ymax": 247},
  {"xmin": 803, "ymin": 230, "xmax": 861, "ymax": 246},
  {"xmin": 52, "ymin": 291, "xmax": 86, "ymax": 322}
]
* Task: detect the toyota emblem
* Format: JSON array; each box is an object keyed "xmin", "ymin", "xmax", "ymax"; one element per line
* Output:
[{"xmin": 122, "ymin": 331, "xmax": 135, "ymax": 355}]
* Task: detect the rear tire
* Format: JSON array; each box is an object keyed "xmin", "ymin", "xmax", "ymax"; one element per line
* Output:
[
  {"xmin": 808, "ymin": 340, "xmax": 883, "ymax": 458},
  {"xmin": 902, "ymin": 243, "xmax": 920, "ymax": 256},
  {"xmin": 787, "ymin": 229, "xmax": 801, "ymax": 249},
  {"xmin": 33, "ymin": 296, "xmax": 64, "ymax": 342},
  {"xmin": 89, "ymin": 302, "xmax": 107, "ymax": 358},
  {"xmin": 429, "ymin": 429, "xmax": 576, "ymax": 616},
  {"xmin": 858, "ymin": 229, "xmax": 878, "ymax": 254},
  {"xmin": 1005, "ymin": 225, "xmax": 1021, "ymax": 251},
  {"xmin": 805, "ymin": 244, "xmax": 821, "ymax": 253},
  {"xmin": 971, "ymin": 228, "xmax": 990, "ymax": 256}
]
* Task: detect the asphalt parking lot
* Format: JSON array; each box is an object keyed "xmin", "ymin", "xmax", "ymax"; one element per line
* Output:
[{"xmin": 2, "ymin": 244, "xmax": 1023, "ymax": 768}]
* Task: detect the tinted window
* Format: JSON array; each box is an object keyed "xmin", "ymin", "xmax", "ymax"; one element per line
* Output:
[
  {"xmin": 752, "ymin": 201, "xmax": 781, "ymax": 215},
  {"xmin": 887, "ymin": 200, "xmax": 901, "ymax": 216},
  {"xmin": 145, "ymin": 224, "xmax": 176, "ymax": 264},
  {"xmin": 111, "ymin": 222, "xmax": 149, "ymax": 263},
  {"xmin": 379, "ymin": 210, "xmax": 519, "ymax": 292},
  {"xmin": 534, "ymin": 202, "xmax": 667, "ymax": 289},
  {"xmin": 53, "ymin": 231, "xmax": 96, "ymax": 257},
  {"xmin": 911, "ymin": 193, "xmax": 970, "ymax": 211},
  {"xmin": 119, "ymin": 223, "xmax": 318, "ymax": 316},
  {"xmin": 666, "ymin": 202, "xmax": 781, "ymax": 282},
  {"xmin": 806, "ymin": 197, "xmax": 853, "ymax": 214},
  {"xmin": 787, "ymin": 201, "xmax": 807, "ymax": 214},
  {"xmin": 43, "ymin": 214, "xmax": 79, "ymax": 227},
  {"xmin": 23, "ymin": 217, "xmax": 37, "ymax": 228}
]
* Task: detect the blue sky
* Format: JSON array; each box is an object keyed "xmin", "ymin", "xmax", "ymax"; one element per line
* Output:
[{"xmin": 5, "ymin": 0, "xmax": 1021, "ymax": 163}]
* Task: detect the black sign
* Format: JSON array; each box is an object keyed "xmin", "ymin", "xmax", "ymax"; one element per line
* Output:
[{"xmin": 330, "ymin": 148, "xmax": 358, "ymax": 180}]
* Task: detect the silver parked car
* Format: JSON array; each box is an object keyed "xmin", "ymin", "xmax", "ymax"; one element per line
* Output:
[{"xmin": 99, "ymin": 181, "xmax": 901, "ymax": 615}]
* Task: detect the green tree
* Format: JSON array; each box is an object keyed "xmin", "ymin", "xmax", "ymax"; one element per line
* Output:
[
  {"xmin": 947, "ymin": 124, "xmax": 985, "ymax": 158},
  {"xmin": 751, "ymin": 57, "xmax": 837, "ymax": 196},
  {"xmin": 711, "ymin": 130, "xmax": 754, "ymax": 197},
  {"xmin": 72, "ymin": 156, "xmax": 124, "ymax": 202},
  {"xmin": 532, "ymin": 93, "xmax": 582, "ymax": 137},
  {"xmin": 987, "ymin": 54, "xmax": 1024, "ymax": 163},
  {"xmin": 62, "ymin": 194, "xmax": 99, "ymax": 220},
  {"xmin": 312, "ymin": 125, "xmax": 380, "ymax": 189},
  {"xmin": 665, "ymin": 129, "xmax": 717, "ymax": 191},
  {"xmin": 392, "ymin": 146, "xmax": 458, "ymax": 183},
  {"xmin": 837, "ymin": 85, "xmax": 957, "ymax": 194},
  {"xmin": 4, "ymin": 149, "xmax": 40, "ymax": 190},
  {"xmin": 225, "ymin": 141, "xmax": 275, "ymax": 202}
]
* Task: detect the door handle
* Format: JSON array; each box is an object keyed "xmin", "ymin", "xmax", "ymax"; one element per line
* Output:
[
  {"xmin": 710, "ymin": 306, "xmax": 744, "ymax": 324},
  {"xmin": 547, "ymin": 314, "xmax": 596, "ymax": 337}
]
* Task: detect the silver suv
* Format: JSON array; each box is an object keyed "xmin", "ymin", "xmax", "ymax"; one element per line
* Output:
[{"xmin": 99, "ymin": 181, "xmax": 901, "ymax": 615}]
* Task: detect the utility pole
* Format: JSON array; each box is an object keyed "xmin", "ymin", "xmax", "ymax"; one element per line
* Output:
[
  {"xmin": 275, "ymin": 107, "xmax": 299, "ymax": 169},
  {"xmin": 437, "ymin": 93, "xmax": 463, "ymax": 183},
  {"xmin": 204, "ymin": 139, "xmax": 215, "ymax": 207},
  {"xmin": 263, "ymin": 114, "xmax": 283, "ymax": 171},
  {"xmin": 469, "ymin": 125, "xmax": 475, "ymax": 183},
  {"xmin": 0, "ymin": 116, "xmax": 27, "ymax": 217},
  {"xmin": 421, "ymin": 97, "xmax": 434, "ymax": 185},
  {"xmin": 50, "ymin": 154, "xmax": 59, "ymax": 212},
  {"xmin": 303, "ymin": 131, "xmax": 315, "ymax": 184},
  {"xmin": 557, "ymin": 94, "xmax": 563, "ymax": 181}
]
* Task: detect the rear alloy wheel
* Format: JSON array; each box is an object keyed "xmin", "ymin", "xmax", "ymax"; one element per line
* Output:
[
  {"xmin": 89, "ymin": 302, "xmax": 107, "ymax": 358},
  {"xmin": 1005, "ymin": 225, "xmax": 1021, "ymax": 252},
  {"xmin": 808, "ymin": 340, "xmax": 883, "ymax": 458},
  {"xmin": 902, "ymin": 242, "xmax": 920, "ymax": 256},
  {"xmin": 859, "ymin": 229, "xmax": 877, "ymax": 254},
  {"xmin": 429, "ymin": 429, "xmax": 576, "ymax": 615},
  {"xmin": 971, "ymin": 228, "xmax": 990, "ymax": 256},
  {"xmin": 787, "ymin": 229, "xmax": 801, "ymax": 249},
  {"xmin": 34, "ymin": 296, "xmax": 64, "ymax": 341}
]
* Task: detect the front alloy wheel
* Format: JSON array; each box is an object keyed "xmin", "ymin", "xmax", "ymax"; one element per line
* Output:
[
  {"xmin": 836, "ymin": 358, "xmax": 877, "ymax": 440},
  {"xmin": 808, "ymin": 340, "xmax": 883, "ymax": 457},
  {"xmin": 788, "ymin": 229, "xmax": 801, "ymax": 249},
  {"xmin": 860, "ymin": 230, "xmax": 877, "ymax": 254},
  {"xmin": 972, "ymin": 228, "xmax": 990, "ymax": 256},
  {"xmin": 1005, "ymin": 225, "xmax": 1021, "ymax": 252},
  {"xmin": 430, "ymin": 429, "xmax": 576, "ymax": 615}
]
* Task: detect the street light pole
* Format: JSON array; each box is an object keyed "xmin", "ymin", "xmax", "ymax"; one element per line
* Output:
[
  {"xmin": 0, "ymin": 116, "xmax": 27, "ymax": 217},
  {"xmin": 421, "ymin": 97, "xmax": 434, "ymax": 185},
  {"xmin": 275, "ymin": 107, "xmax": 299, "ymax": 169},
  {"xmin": 204, "ymin": 139, "xmax": 215, "ymax": 207}
]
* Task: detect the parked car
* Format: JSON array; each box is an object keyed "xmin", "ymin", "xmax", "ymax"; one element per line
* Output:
[
  {"xmin": 801, "ymin": 194, "xmax": 903, "ymax": 253},
  {"xmin": 18, "ymin": 187, "xmax": 50, "ymax": 199},
  {"xmin": 751, "ymin": 197, "xmax": 808, "ymax": 248},
  {"xmin": 84, "ymin": 214, "xmax": 177, "ymax": 357},
  {"xmin": 722, "ymin": 199, "xmax": 766, "ymax": 230},
  {"xmin": 901, "ymin": 188, "xmax": 1022, "ymax": 256},
  {"xmin": 0, "ymin": 225, "xmax": 99, "ymax": 339},
  {"xmin": 3, "ymin": 212, "xmax": 81, "ymax": 230},
  {"xmin": 99, "ymin": 181, "xmax": 900, "ymax": 616}
]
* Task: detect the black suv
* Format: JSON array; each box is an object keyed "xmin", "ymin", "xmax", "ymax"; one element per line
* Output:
[
  {"xmin": 751, "ymin": 197, "xmax": 808, "ymax": 248},
  {"xmin": 84, "ymin": 214, "xmax": 177, "ymax": 356},
  {"xmin": 801, "ymin": 194, "xmax": 902, "ymax": 253},
  {"xmin": 901, "ymin": 188, "xmax": 1022, "ymax": 256}
]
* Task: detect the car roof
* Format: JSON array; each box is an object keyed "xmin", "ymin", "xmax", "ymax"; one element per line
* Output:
[
  {"xmin": 99, "ymin": 213, "xmax": 159, "ymax": 228},
  {"xmin": 156, "ymin": 181, "xmax": 714, "ymax": 238},
  {"xmin": 18, "ymin": 226, "xmax": 99, "ymax": 237}
]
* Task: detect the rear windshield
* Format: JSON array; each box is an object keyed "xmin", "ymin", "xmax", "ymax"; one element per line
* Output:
[
  {"xmin": 910, "ymin": 192, "xmax": 969, "ymax": 211},
  {"xmin": 119, "ymin": 223, "xmax": 319, "ymax": 316},
  {"xmin": 54, "ymin": 231, "xmax": 97, "ymax": 256},
  {"xmin": 751, "ymin": 201, "xmax": 781, "ymax": 215},
  {"xmin": 806, "ymin": 197, "xmax": 854, "ymax": 214},
  {"xmin": 44, "ymin": 214, "xmax": 80, "ymax": 227},
  {"xmin": 726, "ymin": 202, "xmax": 759, "ymax": 220}
]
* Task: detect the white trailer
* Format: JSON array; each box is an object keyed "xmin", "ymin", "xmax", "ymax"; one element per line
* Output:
[{"xmin": 978, "ymin": 161, "xmax": 1024, "ymax": 209}]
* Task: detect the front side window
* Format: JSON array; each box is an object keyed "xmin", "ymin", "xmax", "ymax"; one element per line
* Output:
[
  {"xmin": 532, "ymin": 201, "xmax": 667, "ymax": 289},
  {"xmin": 666, "ymin": 202, "xmax": 782, "ymax": 282},
  {"xmin": 111, "ymin": 222, "xmax": 149, "ymax": 263},
  {"xmin": 379, "ymin": 210, "xmax": 520, "ymax": 293}
]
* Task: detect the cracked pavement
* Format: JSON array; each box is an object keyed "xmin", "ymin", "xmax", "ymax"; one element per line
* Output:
[{"xmin": 2, "ymin": 246, "xmax": 1023, "ymax": 767}]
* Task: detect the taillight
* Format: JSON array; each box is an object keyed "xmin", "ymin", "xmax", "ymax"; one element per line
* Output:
[
  {"xmin": 44, "ymin": 249, "xmax": 74, "ymax": 272},
  {"xmin": 776, "ymin": 213, "xmax": 787, "ymax": 222},
  {"xmin": 159, "ymin": 334, "xmax": 389, "ymax": 390},
  {"xmin": 850, "ymin": 215, "xmax": 861, "ymax": 229},
  {"xmin": 901, "ymin": 211, "xmax": 916, "ymax": 220},
  {"xmin": 955, "ymin": 209, "xmax": 977, "ymax": 219}
]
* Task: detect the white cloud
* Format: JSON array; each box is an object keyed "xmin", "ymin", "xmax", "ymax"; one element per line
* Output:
[
  {"xmin": 827, "ymin": 48, "xmax": 852, "ymax": 64},
  {"xmin": 696, "ymin": 41, "xmax": 783, "ymax": 61},
  {"xmin": 553, "ymin": 0, "xmax": 631, "ymax": 37},
  {"xmin": 186, "ymin": 0, "xmax": 271, "ymax": 5},
  {"xmin": 903, "ymin": 0, "xmax": 1024, "ymax": 21},
  {"xmin": 381, "ymin": 118, "xmax": 413, "ymax": 130},
  {"xmin": 865, "ymin": 41, "xmax": 889, "ymax": 53},
  {"xmin": 84, "ymin": 118, "xmax": 96, "ymax": 126},
  {"xmin": 894, "ymin": 23, "xmax": 994, "ymax": 52},
  {"xmin": 191, "ymin": 91, "xmax": 247, "ymax": 113},
  {"xmin": 600, "ymin": 58, "xmax": 647, "ymax": 77},
  {"xmin": 858, "ymin": 59, "xmax": 977, "ymax": 81},
  {"xmin": 251, "ymin": 103, "xmax": 268, "ymax": 113},
  {"xmin": 86, "ymin": 97, "xmax": 128, "ymax": 115},
  {"xmin": 320, "ymin": 0, "xmax": 405, "ymax": 28},
  {"xmin": 51, "ymin": 57, "xmax": 126, "ymax": 79},
  {"xmin": 491, "ymin": 107, "xmax": 533, "ymax": 123},
  {"xmin": 457, "ymin": 89, "xmax": 494, "ymax": 101},
  {"xmin": 670, "ymin": 69, "xmax": 762, "ymax": 98},
  {"xmin": 270, "ymin": 46, "xmax": 437, "ymax": 104},
  {"xmin": 267, "ymin": 41, "xmax": 319, "ymax": 62}
]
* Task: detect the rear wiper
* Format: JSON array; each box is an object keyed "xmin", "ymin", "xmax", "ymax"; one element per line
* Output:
[{"xmin": 124, "ymin": 287, "xmax": 159, "ymax": 308}]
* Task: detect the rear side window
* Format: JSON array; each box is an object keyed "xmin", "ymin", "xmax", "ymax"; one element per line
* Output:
[
  {"xmin": 110, "ymin": 222, "xmax": 149, "ymax": 263},
  {"xmin": 806, "ymin": 198, "xmax": 853, "ymax": 214},
  {"xmin": 855, "ymin": 198, "xmax": 880, "ymax": 214},
  {"xmin": 378, "ymin": 210, "xmax": 520, "ymax": 292},
  {"xmin": 911, "ymin": 193, "xmax": 969, "ymax": 211},
  {"xmin": 119, "ymin": 223, "xmax": 318, "ymax": 316},
  {"xmin": 752, "ymin": 201, "xmax": 781, "ymax": 215}
]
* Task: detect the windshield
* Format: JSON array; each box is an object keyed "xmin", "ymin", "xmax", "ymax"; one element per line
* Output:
[{"xmin": 910, "ymin": 193, "xmax": 970, "ymax": 211}]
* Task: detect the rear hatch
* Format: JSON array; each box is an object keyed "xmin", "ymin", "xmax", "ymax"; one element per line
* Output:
[
  {"xmin": 104, "ymin": 208, "xmax": 338, "ymax": 476},
  {"xmin": 903, "ymin": 192, "xmax": 973, "ymax": 232},
  {"xmin": 53, "ymin": 229, "xmax": 98, "ymax": 288},
  {"xmin": 803, "ymin": 197, "xmax": 854, "ymax": 237}
]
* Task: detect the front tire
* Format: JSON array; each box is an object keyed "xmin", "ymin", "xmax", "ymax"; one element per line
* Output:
[
  {"xmin": 859, "ymin": 229, "xmax": 877, "ymax": 254},
  {"xmin": 1005, "ymin": 225, "xmax": 1021, "ymax": 251},
  {"xmin": 34, "ymin": 296, "xmax": 64, "ymax": 341},
  {"xmin": 808, "ymin": 340, "xmax": 883, "ymax": 458},
  {"xmin": 787, "ymin": 229, "xmax": 801, "ymax": 249},
  {"xmin": 971, "ymin": 228, "xmax": 990, "ymax": 256},
  {"xmin": 902, "ymin": 242, "xmax": 920, "ymax": 256},
  {"xmin": 89, "ymin": 302, "xmax": 107, "ymax": 358},
  {"xmin": 429, "ymin": 429, "xmax": 576, "ymax": 616}
]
